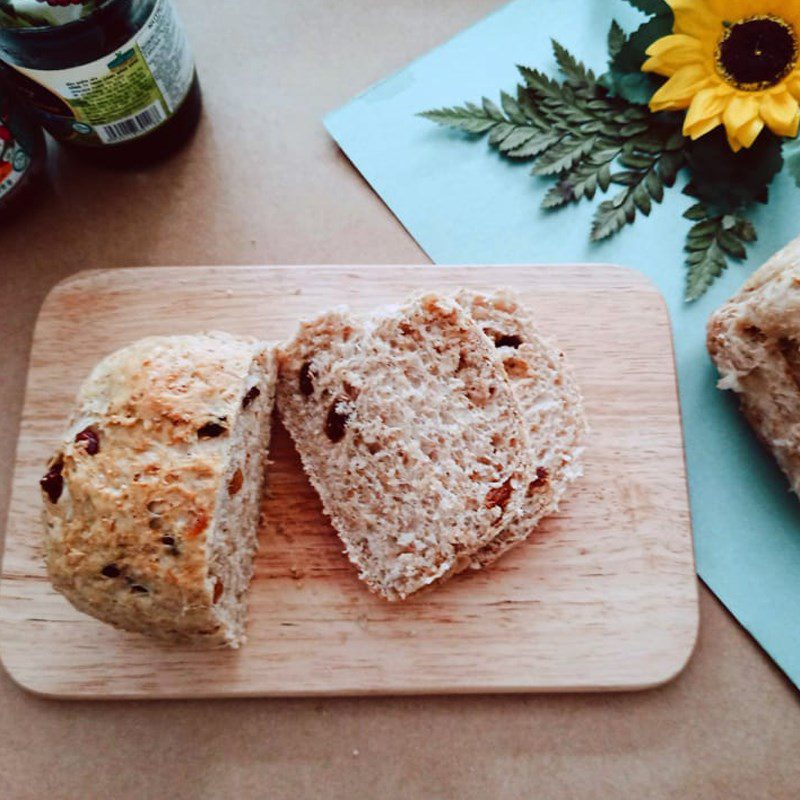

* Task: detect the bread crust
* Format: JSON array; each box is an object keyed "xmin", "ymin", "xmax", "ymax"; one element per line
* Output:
[{"xmin": 42, "ymin": 331, "xmax": 275, "ymax": 647}]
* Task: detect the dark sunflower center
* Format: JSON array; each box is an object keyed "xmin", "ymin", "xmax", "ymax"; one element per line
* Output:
[{"xmin": 717, "ymin": 15, "xmax": 798, "ymax": 89}]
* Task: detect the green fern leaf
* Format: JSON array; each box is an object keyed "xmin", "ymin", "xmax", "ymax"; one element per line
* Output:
[
  {"xmin": 542, "ymin": 181, "xmax": 576, "ymax": 209},
  {"xmin": 683, "ymin": 204, "xmax": 756, "ymax": 301},
  {"xmin": 551, "ymin": 39, "xmax": 596, "ymax": 91},
  {"xmin": 419, "ymin": 40, "xmax": 690, "ymax": 285},
  {"xmin": 488, "ymin": 122, "xmax": 516, "ymax": 145},
  {"xmin": 608, "ymin": 21, "xmax": 626, "ymax": 60},
  {"xmin": 591, "ymin": 189, "xmax": 637, "ymax": 240},
  {"xmin": 618, "ymin": 150, "xmax": 655, "ymax": 169},
  {"xmin": 506, "ymin": 130, "xmax": 563, "ymax": 158},
  {"xmin": 683, "ymin": 203, "xmax": 708, "ymax": 221},
  {"xmin": 532, "ymin": 136, "xmax": 597, "ymax": 175},
  {"xmin": 685, "ymin": 240, "xmax": 727, "ymax": 301},
  {"xmin": 517, "ymin": 65, "xmax": 563, "ymax": 100},
  {"xmin": 499, "ymin": 91, "xmax": 527, "ymax": 124},
  {"xmin": 497, "ymin": 127, "xmax": 537, "ymax": 152},
  {"xmin": 482, "ymin": 97, "xmax": 505, "ymax": 122},
  {"xmin": 644, "ymin": 170, "xmax": 664, "ymax": 201},
  {"xmin": 417, "ymin": 106, "xmax": 498, "ymax": 134},
  {"xmin": 597, "ymin": 163, "xmax": 612, "ymax": 191}
]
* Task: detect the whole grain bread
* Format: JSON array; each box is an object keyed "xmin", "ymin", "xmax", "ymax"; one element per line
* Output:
[
  {"xmin": 42, "ymin": 331, "xmax": 276, "ymax": 647},
  {"xmin": 457, "ymin": 290, "xmax": 587, "ymax": 568},
  {"xmin": 708, "ymin": 237, "xmax": 800, "ymax": 494},
  {"xmin": 276, "ymin": 293, "xmax": 535, "ymax": 600}
]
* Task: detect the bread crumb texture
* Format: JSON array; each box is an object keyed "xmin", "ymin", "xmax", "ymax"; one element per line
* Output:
[
  {"xmin": 277, "ymin": 291, "xmax": 586, "ymax": 600},
  {"xmin": 458, "ymin": 290, "xmax": 587, "ymax": 568}
]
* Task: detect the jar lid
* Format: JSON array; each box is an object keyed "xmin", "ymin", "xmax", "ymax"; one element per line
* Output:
[{"xmin": 0, "ymin": 1, "xmax": 104, "ymax": 28}]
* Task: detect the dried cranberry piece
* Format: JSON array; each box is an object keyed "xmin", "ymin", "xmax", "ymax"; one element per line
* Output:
[
  {"xmin": 494, "ymin": 334, "xmax": 523, "ymax": 349},
  {"xmin": 228, "ymin": 468, "xmax": 244, "ymax": 496},
  {"xmin": 213, "ymin": 580, "xmax": 224, "ymax": 604},
  {"xmin": 324, "ymin": 398, "xmax": 349, "ymax": 443},
  {"xmin": 527, "ymin": 468, "xmax": 550, "ymax": 496},
  {"xmin": 485, "ymin": 478, "xmax": 513, "ymax": 512},
  {"xmin": 40, "ymin": 457, "xmax": 64, "ymax": 504},
  {"xmin": 242, "ymin": 386, "xmax": 261, "ymax": 409},
  {"xmin": 160, "ymin": 535, "xmax": 180, "ymax": 556},
  {"xmin": 75, "ymin": 426, "xmax": 100, "ymax": 455},
  {"xmin": 299, "ymin": 361, "xmax": 315, "ymax": 397},
  {"xmin": 531, "ymin": 467, "xmax": 549, "ymax": 488},
  {"xmin": 198, "ymin": 421, "xmax": 227, "ymax": 439},
  {"xmin": 187, "ymin": 510, "xmax": 209, "ymax": 539}
]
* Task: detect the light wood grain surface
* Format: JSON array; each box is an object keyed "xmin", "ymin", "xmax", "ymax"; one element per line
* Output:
[
  {"xmin": 1, "ymin": 0, "xmax": 798, "ymax": 797},
  {"xmin": 0, "ymin": 264, "xmax": 697, "ymax": 698}
]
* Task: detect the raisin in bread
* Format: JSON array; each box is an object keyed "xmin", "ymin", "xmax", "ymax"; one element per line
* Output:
[
  {"xmin": 457, "ymin": 290, "xmax": 587, "ymax": 568},
  {"xmin": 276, "ymin": 294, "xmax": 535, "ymax": 601},
  {"xmin": 708, "ymin": 237, "xmax": 800, "ymax": 494},
  {"xmin": 41, "ymin": 332, "xmax": 276, "ymax": 648}
]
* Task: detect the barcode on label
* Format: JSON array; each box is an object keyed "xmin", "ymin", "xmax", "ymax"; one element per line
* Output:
[{"xmin": 96, "ymin": 101, "xmax": 166, "ymax": 144}]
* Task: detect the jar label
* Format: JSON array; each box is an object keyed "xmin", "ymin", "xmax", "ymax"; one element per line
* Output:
[
  {"xmin": 7, "ymin": 0, "xmax": 194, "ymax": 146},
  {"xmin": 0, "ymin": 122, "xmax": 29, "ymax": 199}
]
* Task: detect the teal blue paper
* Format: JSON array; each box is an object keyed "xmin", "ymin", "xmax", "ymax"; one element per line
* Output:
[{"xmin": 325, "ymin": 0, "xmax": 800, "ymax": 687}]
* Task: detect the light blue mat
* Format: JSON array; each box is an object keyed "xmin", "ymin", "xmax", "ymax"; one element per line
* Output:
[{"xmin": 325, "ymin": 0, "xmax": 800, "ymax": 687}]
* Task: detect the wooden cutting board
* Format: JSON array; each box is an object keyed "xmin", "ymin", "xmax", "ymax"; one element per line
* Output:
[{"xmin": 0, "ymin": 265, "xmax": 698, "ymax": 698}]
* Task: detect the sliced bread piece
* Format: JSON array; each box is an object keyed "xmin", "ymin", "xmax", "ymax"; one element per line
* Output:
[
  {"xmin": 42, "ymin": 331, "xmax": 276, "ymax": 648},
  {"xmin": 707, "ymin": 238, "xmax": 800, "ymax": 494},
  {"xmin": 456, "ymin": 289, "xmax": 587, "ymax": 568},
  {"xmin": 276, "ymin": 293, "xmax": 534, "ymax": 600}
]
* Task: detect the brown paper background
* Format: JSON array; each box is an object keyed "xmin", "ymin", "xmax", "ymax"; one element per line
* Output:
[{"xmin": 0, "ymin": 1, "xmax": 798, "ymax": 797}]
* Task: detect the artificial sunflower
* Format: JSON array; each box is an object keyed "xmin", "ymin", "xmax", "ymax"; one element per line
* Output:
[{"xmin": 643, "ymin": 0, "xmax": 800, "ymax": 151}]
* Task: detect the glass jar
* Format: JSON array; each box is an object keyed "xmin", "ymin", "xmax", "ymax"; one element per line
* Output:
[
  {"xmin": 0, "ymin": 0, "xmax": 202, "ymax": 166},
  {"xmin": 0, "ymin": 76, "xmax": 45, "ymax": 217}
]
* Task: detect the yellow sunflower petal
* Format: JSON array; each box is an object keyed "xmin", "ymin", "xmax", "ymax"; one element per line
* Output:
[
  {"xmin": 725, "ymin": 132, "xmax": 743, "ymax": 152},
  {"xmin": 706, "ymin": 0, "xmax": 736, "ymax": 16},
  {"xmin": 641, "ymin": 55, "xmax": 669, "ymax": 77},
  {"xmin": 761, "ymin": 92, "xmax": 800, "ymax": 137},
  {"xmin": 649, "ymin": 65, "xmax": 714, "ymax": 111},
  {"xmin": 722, "ymin": 93, "xmax": 760, "ymax": 134},
  {"xmin": 644, "ymin": 34, "xmax": 708, "ymax": 76},
  {"xmin": 755, "ymin": 2, "xmax": 800, "ymax": 27},
  {"xmin": 783, "ymin": 8, "xmax": 800, "ymax": 31},
  {"xmin": 713, "ymin": 0, "xmax": 767, "ymax": 18},
  {"xmin": 785, "ymin": 72, "xmax": 800, "ymax": 99},
  {"xmin": 684, "ymin": 114, "xmax": 723, "ymax": 139},
  {"xmin": 667, "ymin": 0, "xmax": 722, "ymax": 39},
  {"xmin": 684, "ymin": 86, "xmax": 730, "ymax": 126},
  {"xmin": 735, "ymin": 116, "xmax": 765, "ymax": 149}
]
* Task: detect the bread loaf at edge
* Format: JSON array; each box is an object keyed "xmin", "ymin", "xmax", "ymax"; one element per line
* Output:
[
  {"xmin": 42, "ymin": 331, "xmax": 276, "ymax": 647},
  {"xmin": 708, "ymin": 238, "xmax": 800, "ymax": 494}
]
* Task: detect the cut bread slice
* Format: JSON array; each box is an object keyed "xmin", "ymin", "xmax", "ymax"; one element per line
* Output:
[
  {"xmin": 456, "ymin": 290, "xmax": 587, "ymax": 568},
  {"xmin": 276, "ymin": 293, "xmax": 535, "ymax": 600},
  {"xmin": 42, "ymin": 332, "xmax": 276, "ymax": 648}
]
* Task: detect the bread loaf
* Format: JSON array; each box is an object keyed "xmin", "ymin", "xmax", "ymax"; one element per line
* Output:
[
  {"xmin": 708, "ymin": 238, "xmax": 800, "ymax": 494},
  {"xmin": 276, "ymin": 293, "xmax": 535, "ymax": 600},
  {"xmin": 42, "ymin": 332, "xmax": 276, "ymax": 647}
]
